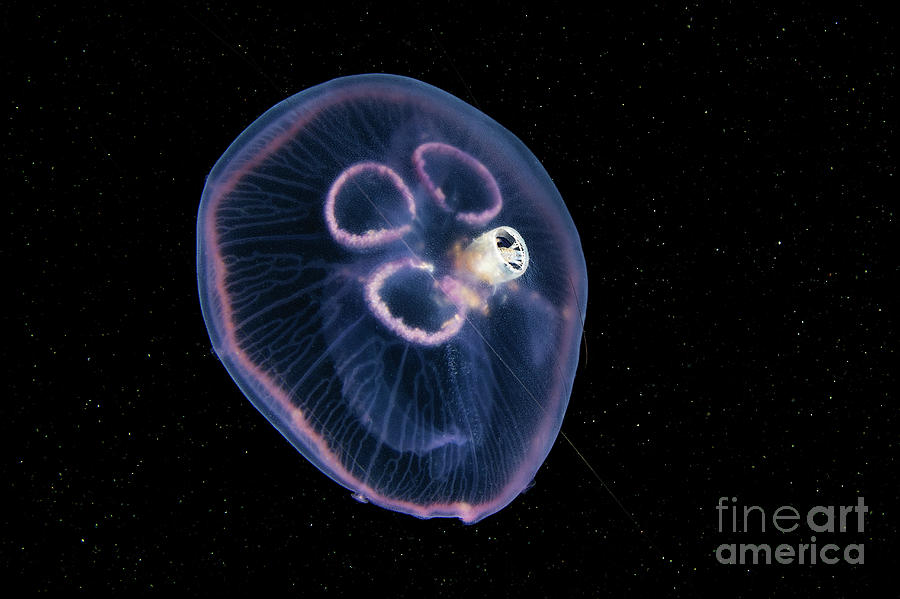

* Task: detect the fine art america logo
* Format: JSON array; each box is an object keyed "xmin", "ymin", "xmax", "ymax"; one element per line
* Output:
[{"xmin": 715, "ymin": 497, "xmax": 867, "ymax": 565}]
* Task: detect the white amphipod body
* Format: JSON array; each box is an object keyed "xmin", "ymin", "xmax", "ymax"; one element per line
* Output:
[{"xmin": 459, "ymin": 226, "xmax": 529, "ymax": 285}]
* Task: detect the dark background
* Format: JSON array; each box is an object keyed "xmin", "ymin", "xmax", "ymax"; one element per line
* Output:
[{"xmin": 6, "ymin": 2, "xmax": 895, "ymax": 596}]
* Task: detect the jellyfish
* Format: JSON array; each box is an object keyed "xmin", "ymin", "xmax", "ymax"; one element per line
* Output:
[{"xmin": 196, "ymin": 74, "xmax": 587, "ymax": 523}]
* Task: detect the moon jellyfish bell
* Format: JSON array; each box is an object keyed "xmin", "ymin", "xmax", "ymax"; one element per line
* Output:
[{"xmin": 196, "ymin": 74, "xmax": 587, "ymax": 523}]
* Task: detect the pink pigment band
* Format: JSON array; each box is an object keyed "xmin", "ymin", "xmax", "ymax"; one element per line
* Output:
[
  {"xmin": 412, "ymin": 142, "xmax": 503, "ymax": 226},
  {"xmin": 324, "ymin": 161, "xmax": 416, "ymax": 249},
  {"xmin": 364, "ymin": 258, "xmax": 468, "ymax": 346}
]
